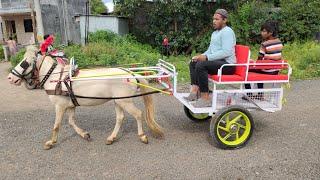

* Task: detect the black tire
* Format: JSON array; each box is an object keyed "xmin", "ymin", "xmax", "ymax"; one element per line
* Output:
[
  {"xmin": 184, "ymin": 105, "xmax": 211, "ymax": 123},
  {"xmin": 210, "ymin": 105, "xmax": 254, "ymax": 149}
]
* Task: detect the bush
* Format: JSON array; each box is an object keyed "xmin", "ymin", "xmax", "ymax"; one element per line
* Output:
[
  {"xmin": 114, "ymin": 1, "xmax": 214, "ymax": 54},
  {"xmin": 192, "ymin": 30, "xmax": 212, "ymax": 54},
  {"xmin": 229, "ymin": 0, "xmax": 320, "ymax": 44},
  {"xmin": 279, "ymin": 0, "xmax": 320, "ymax": 42},
  {"xmin": 0, "ymin": 45, "xmax": 4, "ymax": 60},
  {"xmin": 64, "ymin": 31, "xmax": 161, "ymax": 68},
  {"xmin": 282, "ymin": 41, "xmax": 320, "ymax": 79},
  {"xmin": 10, "ymin": 48, "xmax": 26, "ymax": 67},
  {"xmin": 88, "ymin": 30, "xmax": 119, "ymax": 43},
  {"xmin": 229, "ymin": 1, "xmax": 278, "ymax": 45}
]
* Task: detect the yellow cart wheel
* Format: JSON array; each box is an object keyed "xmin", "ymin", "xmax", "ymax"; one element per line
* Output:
[
  {"xmin": 184, "ymin": 106, "xmax": 211, "ymax": 123},
  {"xmin": 210, "ymin": 105, "xmax": 254, "ymax": 149}
]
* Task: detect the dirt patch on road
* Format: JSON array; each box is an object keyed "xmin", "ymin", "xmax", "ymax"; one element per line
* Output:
[{"xmin": 0, "ymin": 62, "xmax": 53, "ymax": 112}]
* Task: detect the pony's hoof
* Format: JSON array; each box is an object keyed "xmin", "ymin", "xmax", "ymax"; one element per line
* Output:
[
  {"xmin": 83, "ymin": 133, "xmax": 91, "ymax": 141},
  {"xmin": 106, "ymin": 140, "xmax": 113, "ymax": 145},
  {"xmin": 140, "ymin": 135, "xmax": 148, "ymax": 144},
  {"xmin": 44, "ymin": 141, "xmax": 54, "ymax": 150}
]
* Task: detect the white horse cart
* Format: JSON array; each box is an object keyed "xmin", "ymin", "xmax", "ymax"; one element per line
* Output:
[{"xmin": 69, "ymin": 45, "xmax": 291, "ymax": 149}]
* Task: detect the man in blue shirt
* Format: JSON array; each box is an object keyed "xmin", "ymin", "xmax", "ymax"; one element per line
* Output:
[{"xmin": 185, "ymin": 9, "xmax": 236, "ymax": 107}]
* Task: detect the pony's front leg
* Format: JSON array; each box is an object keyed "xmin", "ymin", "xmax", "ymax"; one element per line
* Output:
[
  {"xmin": 44, "ymin": 105, "xmax": 66, "ymax": 150},
  {"xmin": 106, "ymin": 104, "xmax": 124, "ymax": 145},
  {"xmin": 67, "ymin": 107, "xmax": 91, "ymax": 141}
]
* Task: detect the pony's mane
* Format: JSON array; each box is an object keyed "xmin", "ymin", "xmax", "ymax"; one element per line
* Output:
[{"xmin": 24, "ymin": 45, "xmax": 38, "ymax": 59}]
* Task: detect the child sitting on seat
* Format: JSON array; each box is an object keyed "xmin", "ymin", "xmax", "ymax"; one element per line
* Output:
[{"xmin": 244, "ymin": 21, "xmax": 283, "ymax": 100}]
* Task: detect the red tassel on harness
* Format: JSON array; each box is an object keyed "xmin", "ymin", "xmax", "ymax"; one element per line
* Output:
[{"xmin": 40, "ymin": 35, "xmax": 54, "ymax": 55}]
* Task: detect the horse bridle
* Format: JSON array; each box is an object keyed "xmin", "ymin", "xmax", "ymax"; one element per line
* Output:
[
  {"xmin": 11, "ymin": 54, "xmax": 57, "ymax": 89},
  {"xmin": 11, "ymin": 58, "xmax": 35, "ymax": 81}
]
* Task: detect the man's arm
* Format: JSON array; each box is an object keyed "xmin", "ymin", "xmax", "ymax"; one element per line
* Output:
[{"xmin": 204, "ymin": 30, "xmax": 235, "ymax": 61}]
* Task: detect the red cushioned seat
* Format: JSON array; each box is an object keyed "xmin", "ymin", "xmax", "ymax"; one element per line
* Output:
[
  {"xmin": 210, "ymin": 45, "xmax": 250, "ymax": 82},
  {"xmin": 247, "ymin": 72, "xmax": 289, "ymax": 81},
  {"xmin": 210, "ymin": 74, "xmax": 245, "ymax": 82}
]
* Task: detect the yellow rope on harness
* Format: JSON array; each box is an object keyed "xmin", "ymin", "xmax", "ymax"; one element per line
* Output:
[
  {"xmin": 80, "ymin": 63, "xmax": 145, "ymax": 71},
  {"xmin": 73, "ymin": 70, "xmax": 157, "ymax": 79},
  {"xmin": 129, "ymin": 81, "xmax": 172, "ymax": 95}
]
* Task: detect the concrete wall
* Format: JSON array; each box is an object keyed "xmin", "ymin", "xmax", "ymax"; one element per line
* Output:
[
  {"xmin": 40, "ymin": 1, "xmax": 61, "ymax": 39},
  {"xmin": 79, "ymin": 15, "xmax": 129, "ymax": 45},
  {"xmin": 40, "ymin": 0, "xmax": 86, "ymax": 44},
  {"xmin": 63, "ymin": 0, "xmax": 86, "ymax": 44}
]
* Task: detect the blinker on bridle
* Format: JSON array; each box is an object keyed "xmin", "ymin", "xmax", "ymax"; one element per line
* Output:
[{"xmin": 20, "ymin": 60, "xmax": 30, "ymax": 70}]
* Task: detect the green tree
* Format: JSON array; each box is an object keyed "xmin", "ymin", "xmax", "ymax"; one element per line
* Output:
[
  {"xmin": 279, "ymin": 0, "xmax": 320, "ymax": 42},
  {"xmin": 91, "ymin": 0, "xmax": 108, "ymax": 15},
  {"xmin": 113, "ymin": 0, "xmax": 219, "ymax": 54},
  {"xmin": 113, "ymin": 0, "xmax": 320, "ymax": 54},
  {"xmin": 229, "ymin": 1, "xmax": 278, "ymax": 45}
]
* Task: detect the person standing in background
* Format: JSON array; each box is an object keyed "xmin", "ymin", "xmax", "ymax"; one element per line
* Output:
[{"xmin": 6, "ymin": 37, "xmax": 17, "ymax": 57}]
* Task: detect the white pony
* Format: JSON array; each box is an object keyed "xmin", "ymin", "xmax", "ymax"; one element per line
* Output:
[{"xmin": 7, "ymin": 46, "xmax": 163, "ymax": 150}]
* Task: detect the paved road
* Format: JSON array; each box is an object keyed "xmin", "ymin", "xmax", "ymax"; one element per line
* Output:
[{"xmin": 0, "ymin": 62, "xmax": 319, "ymax": 179}]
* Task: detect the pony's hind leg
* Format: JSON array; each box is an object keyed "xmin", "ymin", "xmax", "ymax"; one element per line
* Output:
[
  {"xmin": 44, "ymin": 105, "xmax": 66, "ymax": 150},
  {"xmin": 115, "ymin": 100, "xmax": 148, "ymax": 144},
  {"xmin": 106, "ymin": 104, "xmax": 124, "ymax": 145},
  {"xmin": 67, "ymin": 107, "xmax": 91, "ymax": 141}
]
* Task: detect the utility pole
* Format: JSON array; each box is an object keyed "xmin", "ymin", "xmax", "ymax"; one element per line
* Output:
[
  {"xmin": 33, "ymin": 0, "xmax": 44, "ymax": 42},
  {"xmin": 85, "ymin": 0, "xmax": 90, "ymax": 45},
  {"xmin": 29, "ymin": 0, "xmax": 38, "ymax": 44}
]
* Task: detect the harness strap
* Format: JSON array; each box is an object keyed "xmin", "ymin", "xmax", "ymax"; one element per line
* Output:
[
  {"xmin": 54, "ymin": 67, "xmax": 65, "ymax": 95},
  {"xmin": 38, "ymin": 55, "xmax": 46, "ymax": 71},
  {"xmin": 11, "ymin": 69, "xmax": 24, "ymax": 78},
  {"xmin": 74, "ymin": 90, "xmax": 162, "ymax": 100},
  {"xmin": 44, "ymin": 73, "xmax": 80, "ymax": 107},
  {"xmin": 63, "ymin": 76, "xmax": 80, "ymax": 106},
  {"xmin": 45, "ymin": 90, "xmax": 69, "ymax": 96},
  {"xmin": 38, "ymin": 62, "xmax": 57, "ymax": 89},
  {"xmin": 24, "ymin": 62, "xmax": 36, "ymax": 78},
  {"xmin": 45, "ymin": 86, "xmax": 164, "ymax": 100}
]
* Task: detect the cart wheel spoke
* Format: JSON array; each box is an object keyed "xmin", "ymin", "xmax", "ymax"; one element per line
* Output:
[
  {"xmin": 230, "ymin": 114, "xmax": 242, "ymax": 124},
  {"xmin": 225, "ymin": 113, "xmax": 230, "ymax": 124},
  {"xmin": 223, "ymin": 133, "xmax": 232, "ymax": 140},
  {"xmin": 236, "ymin": 131, "xmax": 239, "ymax": 140},
  {"xmin": 217, "ymin": 125, "xmax": 229, "ymax": 132},
  {"xmin": 236, "ymin": 123, "xmax": 246, "ymax": 130}
]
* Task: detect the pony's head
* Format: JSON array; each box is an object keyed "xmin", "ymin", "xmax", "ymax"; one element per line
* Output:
[{"xmin": 7, "ymin": 45, "xmax": 39, "ymax": 86}]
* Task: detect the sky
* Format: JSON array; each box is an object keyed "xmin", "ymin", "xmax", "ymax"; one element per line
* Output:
[{"xmin": 102, "ymin": 0, "xmax": 114, "ymax": 12}]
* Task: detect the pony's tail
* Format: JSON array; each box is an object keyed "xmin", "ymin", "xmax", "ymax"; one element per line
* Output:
[{"xmin": 138, "ymin": 78, "xmax": 164, "ymax": 138}]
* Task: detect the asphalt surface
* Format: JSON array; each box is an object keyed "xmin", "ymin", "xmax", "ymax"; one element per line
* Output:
[{"xmin": 1, "ymin": 61, "xmax": 319, "ymax": 179}]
